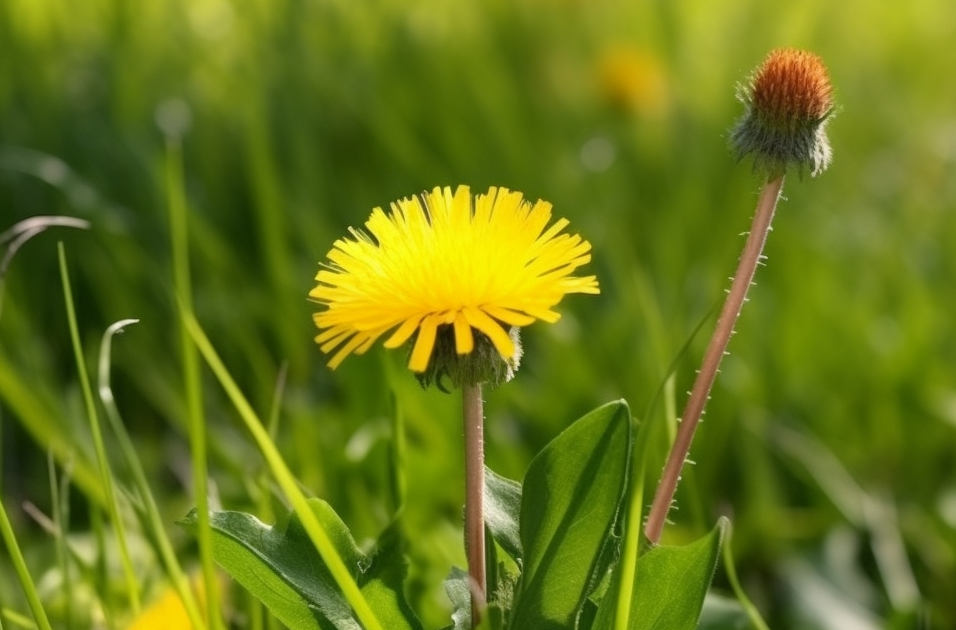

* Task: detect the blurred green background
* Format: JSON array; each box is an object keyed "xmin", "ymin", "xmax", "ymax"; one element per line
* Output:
[{"xmin": 2, "ymin": 0, "xmax": 955, "ymax": 627}]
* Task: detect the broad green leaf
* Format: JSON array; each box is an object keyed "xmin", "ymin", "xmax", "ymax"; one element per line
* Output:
[
  {"xmin": 509, "ymin": 400, "xmax": 633, "ymax": 630},
  {"xmin": 362, "ymin": 519, "xmax": 424, "ymax": 630},
  {"xmin": 483, "ymin": 466, "xmax": 523, "ymax": 563},
  {"xmin": 181, "ymin": 507, "xmax": 340, "ymax": 630},
  {"xmin": 593, "ymin": 518, "xmax": 728, "ymax": 630},
  {"xmin": 180, "ymin": 499, "xmax": 422, "ymax": 630}
]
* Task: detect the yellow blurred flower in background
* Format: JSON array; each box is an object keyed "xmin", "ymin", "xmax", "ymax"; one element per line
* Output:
[
  {"xmin": 598, "ymin": 46, "xmax": 669, "ymax": 116},
  {"xmin": 125, "ymin": 575, "xmax": 222, "ymax": 630},
  {"xmin": 126, "ymin": 586, "xmax": 193, "ymax": 630}
]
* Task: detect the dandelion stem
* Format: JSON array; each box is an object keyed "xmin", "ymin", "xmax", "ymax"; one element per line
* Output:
[
  {"xmin": 462, "ymin": 382, "xmax": 487, "ymax": 625},
  {"xmin": 645, "ymin": 174, "xmax": 785, "ymax": 545}
]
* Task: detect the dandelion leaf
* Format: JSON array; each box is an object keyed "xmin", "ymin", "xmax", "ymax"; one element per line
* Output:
[
  {"xmin": 508, "ymin": 400, "xmax": 632, "ymax": 630},
  {"xmin": 180, "ymin": 498, "xmax": 422, "ymax": 630}
]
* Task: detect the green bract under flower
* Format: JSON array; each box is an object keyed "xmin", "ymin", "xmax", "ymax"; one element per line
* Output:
[
  {"xmin": 416, "ymin": 325, "xmax": 523, "ymax": 391},
  {"xmin": 309, "ymin": 185, "xmax": 599, "ymax": 386},
  {"xmin": 730, "ymin": 48, "xmax": 835, "ymax": 177}
]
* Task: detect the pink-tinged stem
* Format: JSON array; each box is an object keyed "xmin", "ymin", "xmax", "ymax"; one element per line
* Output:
[
  {"xmin": 644, "ymin": 174, "xmax": 786, "ymax": 545},
  {"xmin": 463, "ymin": 383, "xmax": 487, "ymax": 625}
]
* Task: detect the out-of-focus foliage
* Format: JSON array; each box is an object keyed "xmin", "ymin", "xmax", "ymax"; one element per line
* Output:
[{"xmin": 1, "ymin": 0, "xmax": 955, "ymax": 627}]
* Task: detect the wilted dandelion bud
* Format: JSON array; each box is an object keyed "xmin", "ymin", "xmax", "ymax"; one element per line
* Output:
[{"xmin": 730, "ymin": 48, "xmax": 835, "ymax": 177}]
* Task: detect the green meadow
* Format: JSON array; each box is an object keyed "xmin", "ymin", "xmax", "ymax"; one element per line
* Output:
[{"xmin": 2, "ymin": 0, "xmax": 955, "ymax": 627}]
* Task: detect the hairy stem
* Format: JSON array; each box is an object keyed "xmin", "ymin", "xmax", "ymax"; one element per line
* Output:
[
  {"xmin": 645, "ymin": 174, "xmax": 785, "ymax": 544},
  {"xmin": 462, "ymin": 383, "xmax": 487, "ymax": 625}
]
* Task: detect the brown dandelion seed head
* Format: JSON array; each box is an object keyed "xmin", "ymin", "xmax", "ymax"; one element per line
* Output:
[
  {"xmin": 730, "ymin": 48, "xmax": 836, "ymax": 178},
  {"xmin": 751, "ymin": 48, "xmax": 834, "ymax": 125}
]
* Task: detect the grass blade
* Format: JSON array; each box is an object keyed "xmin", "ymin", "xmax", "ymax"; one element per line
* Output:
[
  {"xmin": 0, "ymin": 498, "xmax": 54, "ymax": 630},
  {"xmin": 1, "ymin": 605, "xmax": 39, "ymax": 629},
  {"xmin": 57, "ymin": 243, "xmax": 140, "ymax": 615},
  {"xmin": 721, "ymin": 525, "xmax": 771, "ymax": 630},
  {"xmin": 614, "ymin": 433, "xmax": 645, "ymax": 630},
  {"xmin": 47, "ymin": 452, "xmax": 72, "ymax": 630},
  {"xmin": 165, "ymin": 136, "xmax": 224, "ymax": 630},
  {"xmin": 98, "ymin": 318, "xmax": 208, "ymax": 630},
  {"xmin": 0, "ymin": 356, "xmax": 105, "ymax": 507},
  {"xmin": 0, "ymin": 216, "xmax": 90, "ymax": 324},
  {"xmin": 182, "ymin": 310, "xmax": 385, "ymax": 630}
]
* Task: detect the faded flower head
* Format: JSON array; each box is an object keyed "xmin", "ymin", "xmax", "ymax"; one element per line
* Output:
[
  {"xmin": 310, "ymin": 185, "xmax": 599, "ymax": 388},
  {"xmin": 730, "ymin": 48, "xmax": 835, "ymax": 177}
]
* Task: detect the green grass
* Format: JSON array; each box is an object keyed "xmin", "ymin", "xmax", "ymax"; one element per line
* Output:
[{"xmin": 2, "ymin": 0, "xmax": 956, "ymax": 627}]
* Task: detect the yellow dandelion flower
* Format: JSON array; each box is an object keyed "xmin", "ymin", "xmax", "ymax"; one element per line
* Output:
[
  {"xmin": 125, "ymin": 575, "xmax": 220, "ymax": 630},
  {"xmin": 310, "ymin": 185, "xmax": 599, "ymax": 378},
  {"xmin": 598, "ymin": 46, "xmax": 669, "ymax": 117},
  {"xmin": 125, "ymin": 585, "xmax": 193, "ymax": 630}
]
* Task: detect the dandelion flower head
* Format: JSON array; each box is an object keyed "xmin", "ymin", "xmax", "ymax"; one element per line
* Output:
[{"xmin": 310, "ymin": 185, "xmax": 599, "ymax": 379}]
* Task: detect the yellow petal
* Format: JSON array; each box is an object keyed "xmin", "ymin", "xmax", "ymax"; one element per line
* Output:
[
  {"xmin": 319, "ymin": 330, "xmax": 353, "ymax": 354},
  {"xmin": 383, "ymin": 315, "xmax": 424, "ymax": 349},
  {"xmin": 328, "ymin": 332, "xmax": 372, "ymax": 369},
  {"xmin": 482, "ymin": 305, "xmax": 535, "ymax": 327},
  {"xmin": 453, "ymin": 312, "xmax": 474, "ymax": 354},
  {"xmin": 463, "ymin": 307, "xmax": 515, "ymax": 358},
  {"xmin": 408, "ymin": 314, "xmax": 441, "ymax": 372}
]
